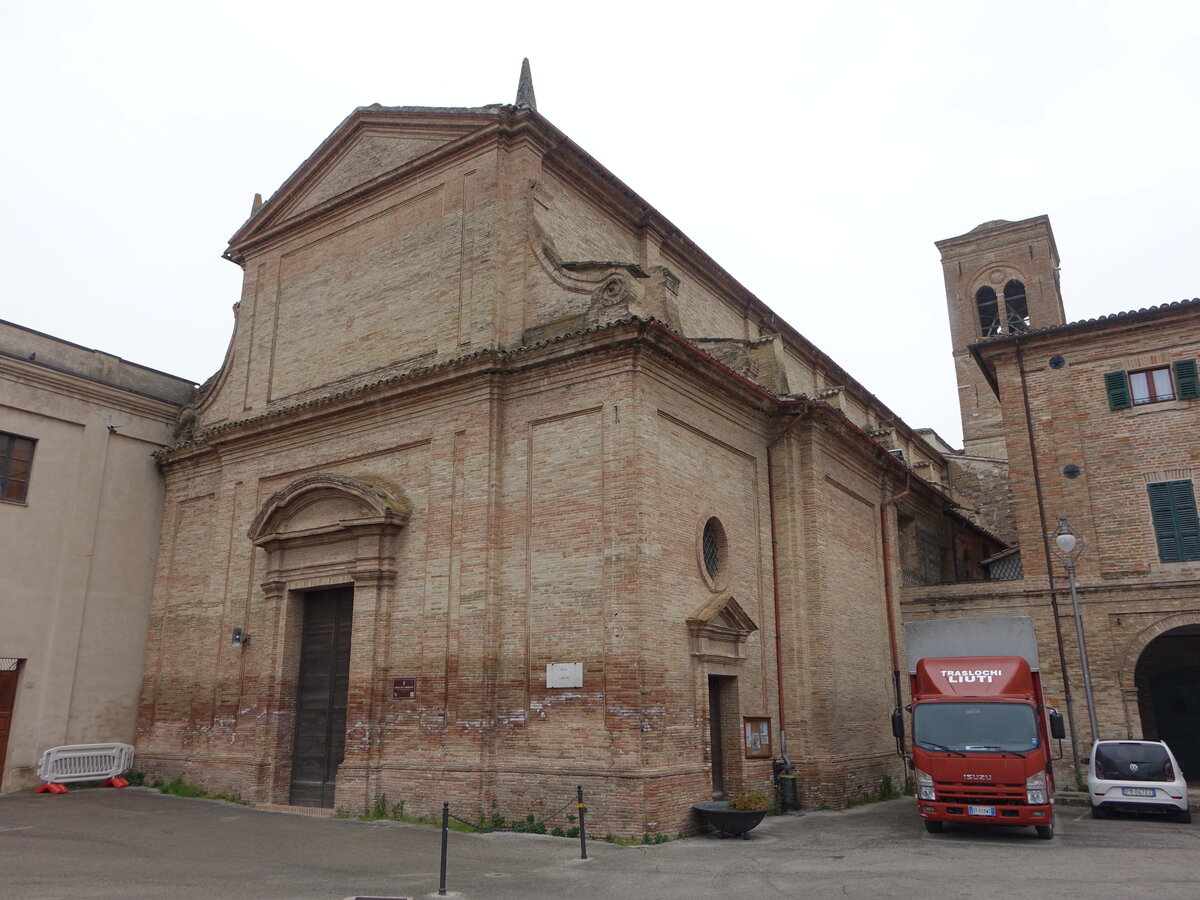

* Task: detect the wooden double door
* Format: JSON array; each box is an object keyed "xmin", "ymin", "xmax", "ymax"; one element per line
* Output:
[{"xmin": 290, "ymin": 589, "xmax": 353, "ymax": 808}]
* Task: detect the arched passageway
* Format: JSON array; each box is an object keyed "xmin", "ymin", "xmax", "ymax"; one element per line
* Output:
[{"xmin": 1134, "ymin": 625, "xmax": 1200, "ymax": 780}]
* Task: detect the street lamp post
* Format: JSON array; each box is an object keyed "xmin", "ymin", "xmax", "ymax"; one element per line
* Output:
[{"xmin": 1049, "ymin": 515, "xmax": 1099, "ymax": 746}]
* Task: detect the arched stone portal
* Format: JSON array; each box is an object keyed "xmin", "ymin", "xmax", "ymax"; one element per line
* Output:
[
  {"xmin": 1126, "ymin": 618, "xmax": 1200, "ymax": 780},
  {"xmin": 247, "ymin": 473, "xmax": 411, "ymax": 807}
]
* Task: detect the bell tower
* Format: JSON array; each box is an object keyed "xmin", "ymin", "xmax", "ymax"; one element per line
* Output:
[{"xmin": 936, "ymin": 216, "xmax": 1066, "ymax": 458}]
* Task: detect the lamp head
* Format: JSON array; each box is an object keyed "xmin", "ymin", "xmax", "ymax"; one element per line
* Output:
[{"xmin": 1054, "ymin": 532, "xmax": 1077, "ymax": 554}]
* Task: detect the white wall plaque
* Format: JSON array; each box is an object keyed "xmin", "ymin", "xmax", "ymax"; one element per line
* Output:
[{"xmin": 546, "ymin": 663, "xmax": 583, "ymax": 688}]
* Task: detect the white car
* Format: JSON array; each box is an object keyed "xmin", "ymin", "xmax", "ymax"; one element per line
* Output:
[{"xmin": 1087, "ymin": 740, "xmax": 1191, "ymax": 823}]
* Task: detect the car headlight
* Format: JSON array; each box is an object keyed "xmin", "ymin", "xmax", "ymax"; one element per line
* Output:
[
  {"xmin": 1026, "ymin": 771, "xmax": 1047, "ymax": 806},
  {"xmin": 916, "ymin": 768, "xmax": 936, "ymax": 801}
]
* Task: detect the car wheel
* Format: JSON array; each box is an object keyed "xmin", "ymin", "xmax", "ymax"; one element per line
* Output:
[
  {"xmin": 1035, "ymin": 822, "xmax": 1054, "ymax": 840},
  {"xmin": 924, "ymin": 820, "xmax": 944, "ymax": 834},
  {"xmin": 1091, "ymin": 805, "xmax": 1106, "ymax": 819},
  {"xmin": 1178, "ymin": 808, "xmax": 1192, "ymax": 825}
]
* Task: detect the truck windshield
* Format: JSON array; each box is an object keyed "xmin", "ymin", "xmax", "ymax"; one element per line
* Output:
[{"xmin": 913, "ymin": 702, "xmax": 1039, "ymax": 754}]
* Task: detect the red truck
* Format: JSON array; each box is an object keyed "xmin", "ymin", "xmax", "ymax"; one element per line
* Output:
[{"xmin": 892, "ymin": 616, "xmax": 1066, "ymax": 839}]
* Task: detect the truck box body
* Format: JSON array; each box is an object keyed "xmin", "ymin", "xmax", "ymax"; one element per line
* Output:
[{"xmin": 901, "ymin": 617, "xmax": 1060, "ymax": 838}]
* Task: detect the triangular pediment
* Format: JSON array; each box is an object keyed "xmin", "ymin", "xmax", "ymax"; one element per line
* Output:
[
  {"xmin": 688, "ymin": 593, "xmax": 758, "ymax": 634},
  {"xmin": 288, "ymin": 130, "xmax": 449, "ymax": 218},
  {"xmin": 227, "ymin": 105, "xmax": 506, "ymax": 254},
  {"xmin": 687, "ymin": 594, "xmax": 757, "ymax": 664}
]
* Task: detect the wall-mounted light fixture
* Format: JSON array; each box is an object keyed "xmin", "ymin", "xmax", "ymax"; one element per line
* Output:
[{"xmin": 231, "ymin": 627, "xmax": 248, "ymax": 648}]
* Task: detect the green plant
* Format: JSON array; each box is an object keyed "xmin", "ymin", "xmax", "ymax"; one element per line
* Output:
[
  {"xmin": 158, "ymin": 777, "xmax": 206, "ymax": 798},
  {"xmin": 357, "ymin": 792, "xmax": 391, "ymax": 820},
  {"xmin": 516, "ymin": 813, "xmax": 547, "ymax": 834},
  {"xmin": 124, "ymin": 770, "xmax": 146, "ymax": 787},
  {"xmin": 153, "ymin": 776, "xmax": 246, "ymax": 805},
  {"xmin": 877, "ymin": 775, "xmax": 902, "ymax": 801},
  {"xmin": 1074, "ymin": 772, "xmax": 1086, "ymax": 792},
  {"xmin": 728, "ymin": 790, "xmax": 771, "ymax": 811},
  {"xmin": 334, "ymin": 807, "xmax": 350, "ymax": 819}
]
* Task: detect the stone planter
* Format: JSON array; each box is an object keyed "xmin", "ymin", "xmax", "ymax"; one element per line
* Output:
[{"xmin": 693, "ymin": 801, "xmax": 768, "ymax": 839}]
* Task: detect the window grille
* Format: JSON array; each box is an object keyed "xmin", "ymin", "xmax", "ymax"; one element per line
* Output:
[
  {"xmin": 984, "ymin": 552, "xmax": 1024, "ymax": 581},
  {"xmin": 703, "ymin": 519, "xmax": 721, "ymax": 579}
]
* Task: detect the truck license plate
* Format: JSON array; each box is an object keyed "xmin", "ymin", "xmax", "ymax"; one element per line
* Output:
[
  {"xmin": 1121, "ymin": 787, "xmax": 1154, "ymax": 797},
  {"xmin": 967, "ymin": 805, "xmax": 995, "ymax": 817}
]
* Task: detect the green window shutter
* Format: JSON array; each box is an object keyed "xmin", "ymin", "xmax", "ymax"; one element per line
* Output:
[
  {"xmin": 1173, "ymin": 358, "xmax": 1199, "ymax": 400},
  {"xmin": 1148, "ymin": 480, "xmax": 1200, "ymax": 563},
  {"xmin": 1105, "ymin": 370, "xmax": 1131, "ymax": 410},
  {"xmin": 1170, "ymin": 480, "xmax": 1200, "ymax": 561}
]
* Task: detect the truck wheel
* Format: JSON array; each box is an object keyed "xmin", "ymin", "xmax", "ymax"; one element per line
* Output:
[
  {"xmin": 1178, "ymin": 808, "xmax": 1192, "ymax": 824},
  {"xmin": 924, "ymin": 820, "xmax": 944, "ymax": 834},
  {"xmin": 1091, "ymin": 805, "xmax": 1106, "ymax": 819},
  {"xmin": 1035, "ymin": 822, "xmax": 1054, "ymax": 840}
]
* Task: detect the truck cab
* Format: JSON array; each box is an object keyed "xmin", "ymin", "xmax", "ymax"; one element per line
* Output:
[{"xmin": 897, "ymin": 619, "xmax": 1065, "ymax": 839}]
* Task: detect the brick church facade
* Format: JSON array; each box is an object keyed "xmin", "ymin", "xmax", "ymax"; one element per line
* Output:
[{"xmin": 130, "ymin": 71, "xmax": 994, "ymax": 833}]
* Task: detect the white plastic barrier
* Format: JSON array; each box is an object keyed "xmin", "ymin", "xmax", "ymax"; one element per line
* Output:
[{"xmin": 37, "ymin": 743, "xmax": 134, "ymax": 784}]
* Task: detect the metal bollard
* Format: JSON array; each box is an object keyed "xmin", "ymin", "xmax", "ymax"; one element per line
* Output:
[
  {"xmin": 438, "ymin": 802, "xmax": 449, "ymax": 895},
  {"xmin": 577, "ymin": 785, "xmax": 588, "ymax": 860}
]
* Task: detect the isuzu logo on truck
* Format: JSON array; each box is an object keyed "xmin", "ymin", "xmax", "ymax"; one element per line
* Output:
[{"xmin": 940, "ymin": 668, "xmax": 1004, "ymax": 683}]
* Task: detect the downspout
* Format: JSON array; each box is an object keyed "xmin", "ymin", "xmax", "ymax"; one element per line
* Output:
[
  {"xmin": 1016, "ymin": 339, "xmax": 1081, "ymax": 776},
  {"xmin": 766, "ymin": 404, "xmax": 813, "ymax": 767},
  {"xmin": 879, "ymin": 470, "xmax": 911, "ymax": 761}
]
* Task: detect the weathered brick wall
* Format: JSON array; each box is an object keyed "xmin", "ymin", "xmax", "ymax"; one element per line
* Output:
[
  {"xmin": 995, "ymin": 315, "xmax": 1200, "ymax": 586},
  {"xmin": 946, "ymin": 456, "xmax": 1015, "ymax": 545}
]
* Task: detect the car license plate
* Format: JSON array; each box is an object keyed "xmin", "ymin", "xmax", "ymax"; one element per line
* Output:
[
  {"xmin": 1121, "ymin": 787, "xmax": 1154, "ymax": 797},
  {"xmin": 968, "ymin": 805, "xmax": 995, "ymax": 816}
]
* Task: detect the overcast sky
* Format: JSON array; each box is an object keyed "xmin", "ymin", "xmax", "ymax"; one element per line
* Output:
[{"xmin": 2, "ymin": 1, "xmax": 1196, "ymax": 446}]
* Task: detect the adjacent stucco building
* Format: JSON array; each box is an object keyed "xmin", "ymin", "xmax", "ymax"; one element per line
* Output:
[{"xmin": 0, "ymin": 321, "xmax": 194, "ymax": 792}]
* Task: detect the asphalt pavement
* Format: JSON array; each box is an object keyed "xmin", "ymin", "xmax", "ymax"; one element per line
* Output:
[{"xmin": 1, "ymin": 788, "xmax": 1197, "ymax": 899}]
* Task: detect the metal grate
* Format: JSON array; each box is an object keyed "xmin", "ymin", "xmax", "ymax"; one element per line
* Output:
[
  {"xmin": 703, "ymin": 520, "xmax": 720, "ymax": 579},
  {"xmin": 985, "ymin": 552, "xmax": 1024, "ymax": 581}
]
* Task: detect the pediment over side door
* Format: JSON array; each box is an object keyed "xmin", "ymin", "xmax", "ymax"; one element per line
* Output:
[{"xmin": 687, "ymin": 594, "xmax": 758, "ymax": 665}]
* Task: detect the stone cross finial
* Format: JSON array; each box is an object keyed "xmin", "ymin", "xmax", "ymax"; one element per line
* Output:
[{"xmin": 516, "ymin": 58, "xmax": 537, "ymax": 111}]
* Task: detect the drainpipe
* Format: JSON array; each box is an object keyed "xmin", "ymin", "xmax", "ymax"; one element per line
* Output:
[
  {"xmin": 879, "ymin": 471, "xmax": 911, "ymax": 761},
  {"xmin": 1016, "ymin": 340, "xmax": 1081, "ymax": 776},
  {"xmin": 766, "ymin": 404, "xmax": 813, "ymax": 769}
]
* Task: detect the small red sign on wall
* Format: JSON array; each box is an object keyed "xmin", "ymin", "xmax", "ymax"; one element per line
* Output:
[{"xmin": 392, "ymin": 677, "xmax": 416, "ymax": 700}]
